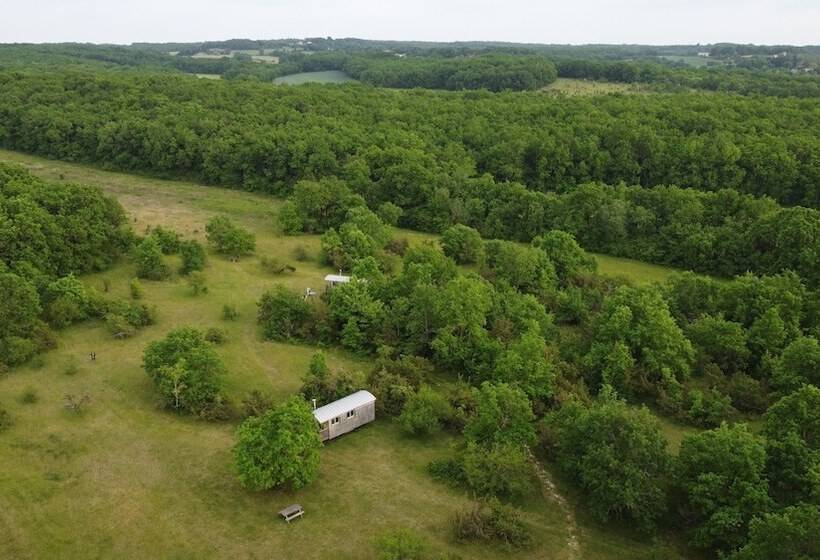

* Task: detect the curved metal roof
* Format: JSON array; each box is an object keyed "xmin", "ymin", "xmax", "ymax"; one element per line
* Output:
[{"xmin": 312, "ymin": 390, "xmax": 376, "ymax": 423}]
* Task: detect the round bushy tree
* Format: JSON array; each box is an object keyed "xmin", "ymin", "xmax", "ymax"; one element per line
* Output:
[
  {"xmin": 205, "ymin": 216, "xmax": 255, "ymax": 257},
  {"xmin": 234, "ymin": 396, "xmax": 321, "ymax": 491},
  {"xmin": 676, "ymin": 423, "xmax": 773, "ymax": 553},
  {"xmin": 142, "ymin": 327, "xmax": 225, "ymax": 417},
  {"xmin": 441, "ymin": 224, "xmax": 484, "ymax": 264}
]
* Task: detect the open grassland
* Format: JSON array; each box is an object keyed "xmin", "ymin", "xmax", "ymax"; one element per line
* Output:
[
  {"xmin": 0, "ymin": 150, "xmax": 691, "ymax": 559},
  {"xmin": 542, "ymin": 78, "xmax": 647, "ymax": 96},
  {"xmin": 593, "ymin": 253, "xmax": 679, "ymax": 284},
  {"xmin": 273, "ymin": 70, "xmax": 355, "ymax": 85}
]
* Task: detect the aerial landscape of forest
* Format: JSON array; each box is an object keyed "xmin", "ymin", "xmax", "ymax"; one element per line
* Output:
[{"xmin": 1, "ymin": 2, "xmax": 819, "ymax": 559}]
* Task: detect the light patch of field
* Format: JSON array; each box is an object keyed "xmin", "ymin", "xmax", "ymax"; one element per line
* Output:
[
  {"xmin": 660, "ymin": 55, "xmax": 713, "ymax": 68},
  {"xmin": 251, "ymin": 55, "xmax": 279, "ymax": 64},
  {"xmin": 274, "ymin": 70, "xmax": 354, "ymax": 85},
  {"xmin": 542, "ymin": 78, "xmax": 646, "ymax": 96},
  {"xmin": 0, "ymin": 150, "xmax": 692, "ymax": 559},
  {"xmin": 190, "ymin": 52, "xmax": 232, "ymax": 59},
  {"xmin": 195, "ymin": 73, "xmax": 222, "ymax": 80},
  {"xmin": 593, "ymin": 253, "xmax": 680, "ymax": 284}
]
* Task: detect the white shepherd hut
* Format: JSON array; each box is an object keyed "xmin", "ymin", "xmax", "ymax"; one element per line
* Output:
[{"xmin": 313, "ymin": 390, "xmax": 376, "ymax": 441}]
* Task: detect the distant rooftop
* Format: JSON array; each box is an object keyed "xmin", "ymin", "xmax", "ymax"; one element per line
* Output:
[{"xmin": 313, "ymin": 390, "xmax": 376, "ymax": 423}]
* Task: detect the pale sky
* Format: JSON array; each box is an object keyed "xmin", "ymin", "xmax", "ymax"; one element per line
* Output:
[{"xmin": 1, "ymin": 0, "xmax": 818, "ymax": 46}]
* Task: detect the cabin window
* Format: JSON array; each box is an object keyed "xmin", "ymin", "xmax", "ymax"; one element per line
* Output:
[
  {"xmin": 346, "ymin": 409, "xmax": 356, "ymax": 419},
  {"xmin": 331, "ymin": 417, "xmax": 340, "ymax": 425}
]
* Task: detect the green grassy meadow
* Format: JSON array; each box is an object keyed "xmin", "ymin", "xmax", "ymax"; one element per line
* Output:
[
  {"xmin": 273, "ymin": 70, "xmax": 355, "ymax": 85},
  {"xmin": 0, "ymin": 150, "xmax": 691, "ymax": 559},
  {"xmin": 541, "ymin": 78, "xmax": 646, "ymax": 96}
]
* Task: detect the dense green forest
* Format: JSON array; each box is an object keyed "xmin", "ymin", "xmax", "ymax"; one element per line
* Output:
[{"xmin": 0, "ymin": 70, "xmax": 818, "ymax": 282}]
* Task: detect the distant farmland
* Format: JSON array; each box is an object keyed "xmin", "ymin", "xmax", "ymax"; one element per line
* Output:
[{"xmin": 273, "ymin": 70, "xmax": 354, "ymax": 85}]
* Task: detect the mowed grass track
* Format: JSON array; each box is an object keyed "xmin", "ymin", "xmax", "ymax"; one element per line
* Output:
[
  {"xmin": 273, "ymin": 70, "xmax": 354, "ymax": 85},
  {"xmin": 0, "ymin": 150, "xmax": 689, "ymax": 560}
]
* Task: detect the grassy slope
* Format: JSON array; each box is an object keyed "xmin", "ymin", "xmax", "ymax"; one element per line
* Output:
[
  {"xmin": 273, "ymin": 70, "xmax": 354, "ymax": 85},
  {"xmin": 0, "ymin": 150, "xmax": 690, "ymax": 560}
]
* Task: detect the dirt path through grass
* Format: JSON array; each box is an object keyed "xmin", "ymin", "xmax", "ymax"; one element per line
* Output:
[{"xmin": 527, "ymin": 448, "xmax": 581, "ymax": 559}]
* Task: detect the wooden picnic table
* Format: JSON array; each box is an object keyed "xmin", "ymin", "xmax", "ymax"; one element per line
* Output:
[{"xmin": 278, "ymin": 504, "xmax": 304, "ymax": 523}]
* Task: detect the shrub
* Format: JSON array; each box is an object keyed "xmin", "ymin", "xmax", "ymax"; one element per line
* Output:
[
  {"xmin": 179, "ymin": 239, "xmax": 207, "ymax": 274},
  {"xmin": 134, "ymin": 237, "xmax": 170, "ymax": 280},
  {"xmin": 222, "ymin": 304, "xmax": 239, "ymax": 321},
  {"xmin": 686, "ymin": 388, "xmax": 735, "ymax": 428},
  {"xmin": 205, "ymin": 216, "xmax": 255, "ymax": 257},
  {"xmin": 398, "ymin": 385, "xmax": 452, "ymax": 436},
  {"xmin": 204, "ymin": 327, "xmax": 227, "ymax": 345},
  {"xmin": 64, "ymin": 393, "xmax": 90, "ymax": 414},
  {"xmin": 727, "ymin": 374, "xmax": 768, "ymax": 414},
  {"xmin": 187, "ymin": 271, "xmax": 208, "ymax": 295},
  {"xmin": 0, "ymin": 405, "xmax": 12, "ymax": 431},
  {"xmin": 386, "ymin": 237, "xmax": 410, "ymax": 256},
  {"xmin": 374, "ymin": 528, "xmax": 427, "ymax": 560},
  {"xmin": 130, "ymin": 278, "xmax": 143, "ymax": 300},
  {"xmin": 241, "ymin": 390, "xmax": 274, "ymax": 418},
  {"xmin": 462, "ymin": 441, "xmax": 534, "ymax": 499},
  {"xmin": 427, "ymin": 457, "xmax": 466, "ymax": 488},
  {"xmin": 277, "ymin": 200, "xmax": 303, "ymax": 234},
  {"xmin": 19, "ymin": 388, "xmax": 38, "ymax": 404},
  {"xmin": 292, "ymin": 245, "xmax": 311, "ymax": 262},
  {"xmin": 452, "ymin": 499, "xmax": 532, "ymax": 548},
  {"xmin": 259, "ymin": 256, "xmax": 295, "ymax": 275},
  {"xmin": 149, "ymin": 226, "xmax": 181, "ymax": 254}
]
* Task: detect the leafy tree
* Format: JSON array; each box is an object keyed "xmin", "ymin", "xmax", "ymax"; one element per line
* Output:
[
  {"xmin": 686, "ymin": 314, "xmax": 750, "ymax": 374},
  {"xmin": 481, "ymin": 240, "xmax": 556, "ymax": 296},
  {"xmin": 328, "ymin": 280, "xmax": 384, "ymax": 352},
  {"xmin": 730, "ymin": 505, "xmax": 820, "ymax": 560},
  {"xmin": 441, "ymin": 224, "xmax": 484, "ymax": 264},
  {"xmin": 544, "ymin": 398, "xmax": 671, "ymax": 529},
  {"xmin": 376, "ymin": 202, "xmax": 403, "ymax": 226},
  {"xmin": 464, "ymin": 382, "xmax": 535, "ymax": 448},
  {"xmin": 398, "ymin": 385, "xmax": 452, "ymax": 436},
  {"xmin": 234, "ymin": 396, "xmax": 321, "ymax": 491},
  {"xmin": 676, "ymin": 423, "xmax": 773, "ymax": 552},
  {"xmin": 585, "ymin": 285, "xmax": 694, "ymax": 398},
  {"xmin": 257, "ymin": 285, "xmax": 312, "ymax": 341},
  {"xmin": 134, "ymin": 236, "xmax": 169, "ymax": 280},
  {"xmin": 492, "ymin": 324, "xmax": 555, "ymax": 402},
  {"xmin": 0, "ymin": 272, "xmax": 41, "ymax": 366},
  {"xmin": 772, "ymin": 336, "xmax": 820, "ymax": 391},
  {"xmin": 179, "ymin": 239, "xmax": 206, "ymax": 274},
  {"xmin": 142, "ymin": 327, "xmax": 226, "ymax": 417},
  {"xmin": 532, "ymin": 230, "xmax": 596, "ymax": 286},
  {"xmin": 763, "ymin": 385, "xmax": 820, "ymax": 506},
  {"xmin": 205, "ymin": 216, "xmax": 255, "ymax": 257}
]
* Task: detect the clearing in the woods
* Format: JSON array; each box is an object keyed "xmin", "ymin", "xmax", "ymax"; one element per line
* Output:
[{"xmin": 0, "ymin": 150, "xmax": 690, "ymax": 560}]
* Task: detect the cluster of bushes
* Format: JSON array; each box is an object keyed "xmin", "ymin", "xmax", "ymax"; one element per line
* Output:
[{"xmin": 0, "ymin": 164, "xmax": 132, "ymax": 367}]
